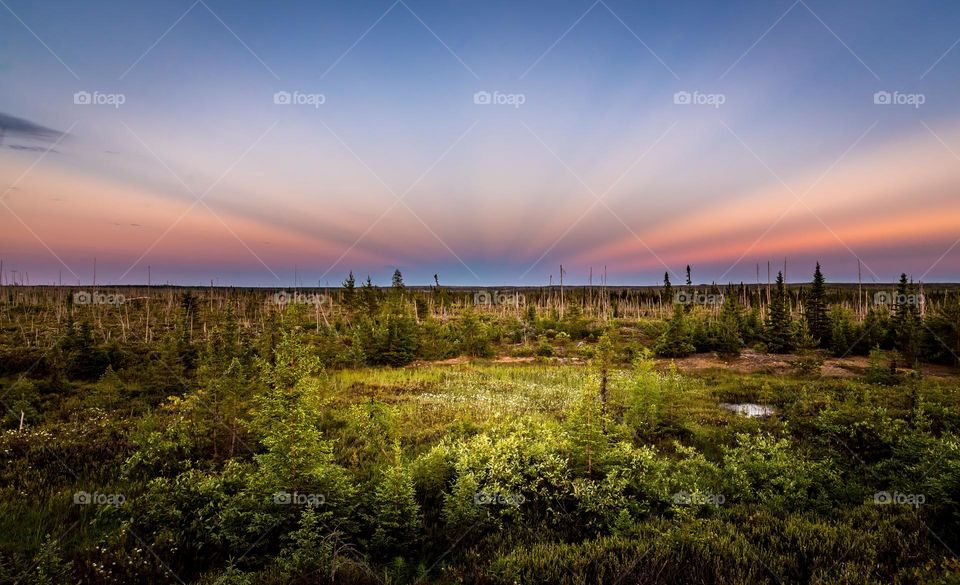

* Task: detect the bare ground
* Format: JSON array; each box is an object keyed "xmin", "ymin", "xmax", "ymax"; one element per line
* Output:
[{"xmin": 411, "ymin": 349, "xmax": 960, "ymax": 380}]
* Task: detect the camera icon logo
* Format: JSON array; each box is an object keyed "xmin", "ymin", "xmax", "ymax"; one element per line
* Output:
[
  {"xmin": 273, "ymin": 91, "xmax": 292, "ymax": 105},
  {"xmin": 73, "ymin": 291, "xmax": 91, "ymax": 305},
  {"xmin": 873, "ymin": 91, "xmax": 892, "ymax": 105},
  {"xmin": 74, "ymin": 91, "xmax": 92, "ymax": 105},
  {"xmin": 473, "ymin": 91, "xmax": 492, "ymax": 105},
  {"xmin": 674, "ymin": 291, "xmax": 691, "ymax": 305},
  {"xmin": 73, "ymin": 491, "xmax": 92, "ymax": 505},
  {"xmin": 673, "ymin": 91, "xmax": 692, "ymax": 105},
  {"xmin": 873, "ymin": 490, "xmax": 892, "ymax": 504},
  {"xmin": 272, "ymin": 291, "xmax": 291, "ymax": 304},
  {"xmin": 474, "ymin": 291, "xmax": 492, "ymax": 305},
  {"xmin": 873, "ymin": 291, "xmax": 892, "ymax": 305}
]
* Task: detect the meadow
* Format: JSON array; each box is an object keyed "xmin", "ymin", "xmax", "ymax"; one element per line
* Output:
[{"xmin": 0, "ymin": 271, "xmax": 959, "ymax": 583}]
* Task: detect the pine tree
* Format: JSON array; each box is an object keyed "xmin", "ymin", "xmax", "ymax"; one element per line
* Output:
[
  {"xmin": 893, "ymin": 273, "xmax": 921, "ymax": 362},
  {"xmin": 663, "ymin": 272, "xmax": 673, "ymax": 306},
  {"xmin": 653, "ymin": 307, "xmax": 696, "ymax": 357},
  {"xmin": 765, "ymin": 271, "xmax": 795, "ymax": 353},
  {"xmin": 923, "ymin": 292, "xmax": 960, "ymax": 365},
  {"xmin": 390, "ymin": 269, "xmax": 406, "ymax": 307},
  {"xmin": 715, "ymin": 289, "xmax": 744, "ymax": 356},
  {"xmin": 829, "ymin": 305, "xmax": 859, "ymax": 357},
  {"xmin": 370, "ymin": 444, "xmax": 421, "ymax": 556},
  {"xmin": 360, "ymin": 276, "xmax": 380, "ymax": 314},
  {"xmin": 342, "ymin": 271, "xmax": 356, "ymax": 310},
  {"xmin": 805, "ymin": 262, "xmax": 830, "ymax": 347}
]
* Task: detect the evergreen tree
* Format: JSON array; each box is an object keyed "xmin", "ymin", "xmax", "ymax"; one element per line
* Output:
[
  {"xmin": 342, "ymin": 271, "xmax": 356, "ymax": 310},
  {"xmin": 360, "ymin": 276, "xmax": 380, "ymax": 314},
  {"xmin": 892, "ymin": 273, "xmax": 921, "ymax": 362},
  {"xmin": 685, "ymin": 265, "xmax": 692, "ymax": 287},
  {"xmin": 923, "ymin": 292, "xmax": 960, "ymax": 365},
  {"xmin": 805, "ymin": 262, "xmax": 830, "ymax": 347},
  {"xmin": 653, "ymin": 307, "xmax": 696, "ymax": 358},
  {"xmin": 370, "ymin": 444, "xmax": 421, "ymax": 556},
  {"xmin": 765, "ymin": 271, "xmax": 795, "ymax": 353},
  {"xmin": 663, "ymin": 272, "xmax": 673, "ymax": 305},
  {"xmin": 715, "ymin": 289, "xmax": 744, "ymax": 356},
  {"xmin": 863, "ymin": 305, "xmax": 892, "ymax": 350},
  {"xmin": 828, "ymin": 305, "xmax": 859, "ymax": 357}
]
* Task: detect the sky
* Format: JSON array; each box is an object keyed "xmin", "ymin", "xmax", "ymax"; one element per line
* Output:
[{"xmin": 1, "ymin": 0, "xmax": 960, "ymax": 286}]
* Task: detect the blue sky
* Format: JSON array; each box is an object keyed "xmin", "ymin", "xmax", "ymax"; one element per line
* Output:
[{"xmin": 2, "ymin": 0, "xmax": 960, "ymax": 286}]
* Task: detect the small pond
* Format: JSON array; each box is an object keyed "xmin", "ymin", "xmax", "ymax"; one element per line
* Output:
[{"xmin": 719, "ymin": 403, "xmax": 775, "ymax": 418}]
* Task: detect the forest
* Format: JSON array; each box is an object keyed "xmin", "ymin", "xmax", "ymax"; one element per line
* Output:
[{"xmin": 0, "ymin": 264, "xmax": 959, "ymax": 584}]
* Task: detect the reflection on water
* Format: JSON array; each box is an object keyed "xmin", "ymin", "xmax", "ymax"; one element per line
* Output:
[{"xmin": 720, "ymin": 403, "xmax": 774, "ymax": 418}]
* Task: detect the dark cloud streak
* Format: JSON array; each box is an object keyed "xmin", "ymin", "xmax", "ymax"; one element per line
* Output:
[{"xmin": 0, "ymin": 112, "xmax": 64, "ymax": 144}]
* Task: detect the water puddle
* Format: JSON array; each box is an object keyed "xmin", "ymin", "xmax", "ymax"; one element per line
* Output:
[{"xmin": 719, "ymin": 403, "xmax": 774, "ymax": 418}]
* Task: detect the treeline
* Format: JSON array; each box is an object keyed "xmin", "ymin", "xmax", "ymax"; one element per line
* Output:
[
  {"xmin": 653, "ymin": 264, "xmax": 960, "ymax": 366},
  {"xmin": 1, "ymin": 265, "xmax": 958, "ymax": 388}
]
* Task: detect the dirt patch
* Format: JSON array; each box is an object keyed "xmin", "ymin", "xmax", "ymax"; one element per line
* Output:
[
  {"xmin": 411, "ymin": 349, "xmax": 958, "ymax": 379},
  {"xmin": 662, "ymin": 350, "xmax": 958, "ymax": 380},
  {"xmin": 494, "ymin": 356, "xmax": 537, "ymax": 364},
  {"xmin": 662, "ymin": 350, "xmax": 793, "ymax": 375},
  {"xmin": 409, "ymin": 356, "xmax": 469, "ymax": 367}
]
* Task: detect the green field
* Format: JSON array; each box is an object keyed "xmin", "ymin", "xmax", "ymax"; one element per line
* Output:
[{"xmin": 1, "ymin": 280, "xmax": 959, "ymax": 583}]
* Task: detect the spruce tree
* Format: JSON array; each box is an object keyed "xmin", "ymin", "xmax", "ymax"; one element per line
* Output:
[
  {"xmin": 653, "ymin": 307, "xmax": 696, "ymax": 357},
  {"xmin": 342, "ymin": 271, "xmax": 356, "ymax": 310},
  {"xmin": 765, "ymin": 271, "xmax": 795, "ymax": 353},
  {"xmin": 715, "ymin": 288, "xmax": 744, "ymax": 356},
  {"xmin": 663, "ymin": 272, "xmax": 673, "ymax": 306},
  {"xmin": 805, "ymin": 262, "xmax": 830, "ymax": 347},
  {"xmin": 923, "ymin": 291, "xmax": 960, "ymax": 365},
  {"xmin": 892, "ymin": 273, "xmax": 921, "ymax": 362},
  {"xmin": 361, "ymin": 276, "xmax": 380, "ymax": 314},
  {"xmin": 390, "ymin": 269, "xmax": 405, "ymax": 306}
]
